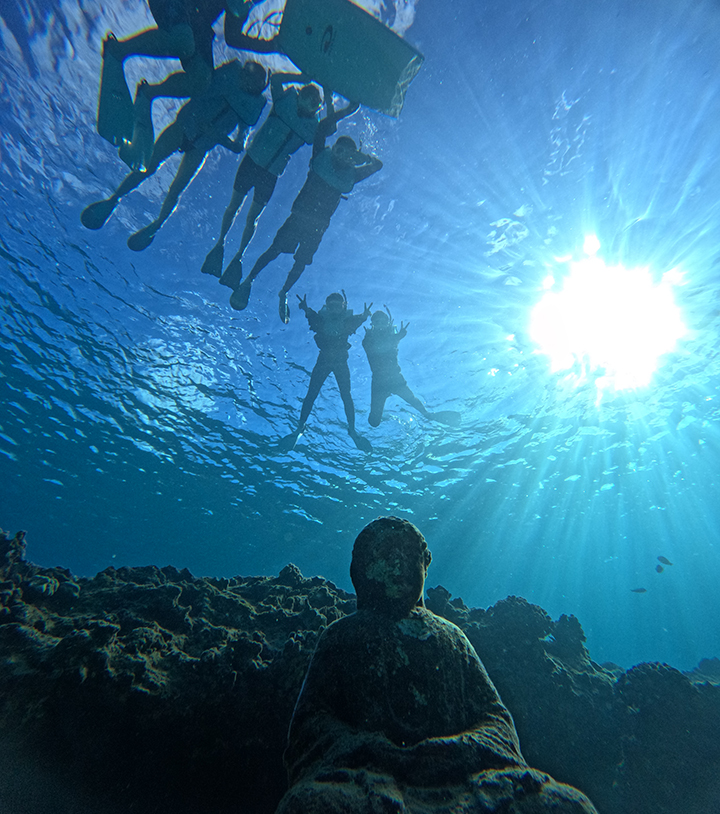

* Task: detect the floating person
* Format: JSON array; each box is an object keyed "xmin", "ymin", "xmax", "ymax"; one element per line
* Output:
[
  {"xmin": 276, "ymin": 516, "xmax": 599, "ymax": 814},
  {"xmin": 200, "ymin": 75, "xmax": 356, "ymax": 288},
  {"xmin": 656, "ymin": 564, "xmax": 664, "ymax": 573},
  {"xmin": 230, "ymin": 131, "xmax": 382, "ymax": 323},
  {"xmin": 82, "ymin": 60, "xmax": 268, "ymax": 251},
  {"xmin": 362, "ymin": 308, "xmax": 461, "ymax": 428},
  {"xmin": 279, "ymin": 292, "xmax": 373, "ymax": 453},
  {"xmin": 97, "ymin": 0, "xmax": 256, "ymax": 169},
  {"xmin": 224, "ymin": 0, "xmax": 424, "ymax": 117}
]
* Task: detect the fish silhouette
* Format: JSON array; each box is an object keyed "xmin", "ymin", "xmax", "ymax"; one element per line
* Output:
[
  {"xmin": 631, "ymin": 587, "xmax": 647, "ymax": 593},
  {"xmin": 657, "ymin": 556, "xmax": 673, "ymax": 565}
]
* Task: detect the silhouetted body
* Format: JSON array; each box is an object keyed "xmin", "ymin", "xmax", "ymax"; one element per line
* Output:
[
  {"xmin": 201, "ymin": 77, "xmax": 356, "ymax": 290},
  {"xmin": 280, "ymin": 293, "xmax": 372, "ymax": 453},
  {"xmin": 102, "ymin": 0, "xmax": 239, "ymax": 168},
  {"xmin": 230, "ymin": 128, "xmax": 381, "ymax": 323},
  {"xmin": 82, "ymin": 61, "xmax": 267, "ymax": 251},
  {"xmin": 362, "ymin": 311, "xmax": 461, "ymax": 428}
]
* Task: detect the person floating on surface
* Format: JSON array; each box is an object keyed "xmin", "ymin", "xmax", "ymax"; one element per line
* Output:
[
  {"xmin": 82, "ymin": 60, "xmax": 268, "ymax": 252},
  {"xmin": 362, "ymin": 308, "xmax": 461, "ymax": 427},
  {"xmin": 99, "ymin": 0, "xmax": 255, "ymax": 170},
  {"xmin": 279, "ymin": 292, "xmax": 373, "ymax": 454},
  {"xmin": 200, "ymin": 75, "xmax": 356, "ymax": 289},
  {"xmin": 229, "ymin": 121, "xmax": 382, "ymax": 324}
]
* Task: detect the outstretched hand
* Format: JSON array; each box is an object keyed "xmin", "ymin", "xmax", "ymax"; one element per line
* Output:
[
  {"xmin": 297, "ymin": 293, "xmax": 309, "ymax": 312},
  {"xmin": 363, "ymin": 302, "xmax": 374, "ymax": 319}
]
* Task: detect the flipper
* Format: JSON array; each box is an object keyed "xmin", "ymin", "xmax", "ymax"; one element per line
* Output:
[
  {"xmin": 80, "ymin": 198, "xmax": 118, "ymax": 230},
  {"xmin": 97, "ymin": 36, "xmax": 134, "ymax": 147},
  {"xmin": 119, "ymin": 82, "xmax": 155, "ymax": 172},
  {"xmin": 220, "ymin": 255, "xmax": 243, "ymax": 288},
  {"xmin": 279, "ymin": 293, "xmax": 290, "ymax": 324},
  {"xmin": 350, "ymin": 431, "xmax": 372, "ymax": 453},
  {"xmin": 277, "ymin": 431, "xmax": 301, "ymax": 452},
  {"xmin": 201, "ymin": 243, "xmax": 225, "ymax": 277},
  {"xmin": 428, "ymin": 410, "xmax": 462, "ymax": 428},
  {"xmin": 127, "ymin": 223, "xmax": 158, "ymax": 252},
  {"xmin": 278, "ymin": 0, "xmax": 424, "ymax": 116},
  {"xmin": 230, "ymin": 277, "xmax": 252, "ymax": 310}
]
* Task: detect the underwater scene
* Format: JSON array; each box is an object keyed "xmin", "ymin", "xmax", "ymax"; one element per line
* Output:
[
  {"xmin": 4, "ymin": 0, "xmax": 720, "ymax": 810},
  {"xmin": 3, "ymin": 3, "xmax": 720, "ymax": 806}
]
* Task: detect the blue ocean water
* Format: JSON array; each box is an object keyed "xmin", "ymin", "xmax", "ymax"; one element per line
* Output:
[{"xmin": 1, "ymin": 0, "xmax": 719, "ymax": 673}]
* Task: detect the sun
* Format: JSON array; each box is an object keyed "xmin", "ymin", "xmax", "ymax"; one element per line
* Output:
[{"xmin": 529, "ymin": 236, "xmax": 687, "ymax": 396}]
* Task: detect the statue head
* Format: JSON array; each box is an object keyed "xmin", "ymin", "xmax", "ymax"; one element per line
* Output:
[{"xmin": 350, "ymin": 517, "xmax": 432, "ymax": 618}]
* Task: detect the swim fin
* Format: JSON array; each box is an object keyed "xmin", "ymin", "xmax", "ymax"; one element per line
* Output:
[
  {"xmin": 80, "ymin": 198, "xmax": 117, "ymax": 230},
  {"xmin": 230, "ymin": 277, "xmax": 252, "ymax": 310},
  {"xmin": 127, "ymin": 223, "xmax": 158, "ymax": 252},
  {"xmin": 201, "ymin": 243, "xmax": 225, "ymax": 278},
  {"xmin": 428, "ymin": 411, "xmax": 461, "ymax": 427},
  {"xmin": 279, "ymin": 293, "xmax": 290, "ymax": 324},
  {"xmin": 277, "ymin": 431, "xmax": 301, "ymax": 452},
  {"xmin": 350, "ymin": 431, "xmax": 373, "ymax": 453},
  {"xmin": 97, "ymin": 36, "xmax": 133, "ymax": 147},
  {"xmin": 220, "ymin": 255, "xmax": 243, "ymax": 288},
  {"xmin": 119, "ymin": 81, "xmax": 155, "ymax": 172}
]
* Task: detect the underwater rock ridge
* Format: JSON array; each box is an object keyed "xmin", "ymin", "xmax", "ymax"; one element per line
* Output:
[{"xmin": 1, "ymin": 527, "xmax": 720, "ymax": 814}]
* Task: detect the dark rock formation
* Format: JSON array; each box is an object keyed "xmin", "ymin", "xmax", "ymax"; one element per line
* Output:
[{"xmin": 1, "ymin": 527, "xmax": 719, "ymax": 814}]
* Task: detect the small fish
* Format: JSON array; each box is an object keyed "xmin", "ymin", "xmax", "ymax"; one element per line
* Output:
[
  {"xmin": 657, "ymin": 556, "xmax": 673, "ymax": 565},
  {"xmin": 656, "ymin": 564, "xmax": 664, "ymax": 573},
  {"xmin": 631, "ymin": 588, "xmax": 647, "ymax": 593}
]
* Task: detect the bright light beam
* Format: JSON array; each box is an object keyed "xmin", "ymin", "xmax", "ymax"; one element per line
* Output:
[{"xmin": 530, "ymin": 236, "xmax": 687, "ymax": 396}]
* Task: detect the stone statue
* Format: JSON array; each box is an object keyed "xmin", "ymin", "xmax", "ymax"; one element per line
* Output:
[{"xmin": 276, "ymin": 516, "xmax": 598, "ymax": 813}]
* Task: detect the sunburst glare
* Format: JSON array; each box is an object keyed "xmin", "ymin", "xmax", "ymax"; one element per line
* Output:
[{"xmin": 529, "ymin": 236, "xmax": 687, "ymax": 397}]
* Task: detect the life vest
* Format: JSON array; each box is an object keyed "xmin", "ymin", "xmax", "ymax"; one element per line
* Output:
[
  {"xmin": 247, "ymin": 88, "xmax": 318, "ymax": 176},
  {"xmin": 310, "ymin": 148, "xmax": 356, "ymax": 193},
  {"xmin": 213, "ymin": 60, "xmax": 266, "ymax": 126},
  {"xmin": 178, "ymin": 60, "xmax": 264, "ymax": 143}
]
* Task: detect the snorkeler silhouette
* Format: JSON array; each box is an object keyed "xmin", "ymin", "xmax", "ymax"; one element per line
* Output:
[
  {"xmin": 200, "ymin": 75, "xmax": 357, "ymax": 289},
  {"xmin": 82, "ymin": 60, "xmax": 267, "ymax": 251},
  {"xmin": 229, "ymin": 127, "xmax": 382, "ymax": 323},
  {"xmin": 362, "ymin": 308, "xmax": 461, "ymax": 427},
  {"xmin": 276, "ymin": 516, "xmax": 599, "ymax": 814},
  {"xmin": 97, "ymin": 0, "xmax": 257, "ymax": 169},
  {"xmin": 279, "ymin": 292, "xmax": 373, "ymax": 453}
]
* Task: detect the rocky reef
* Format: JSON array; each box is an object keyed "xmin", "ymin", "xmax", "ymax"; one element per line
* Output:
[{"xmin": 1, "ymin": 528, "xmax": 719, "ymax": 814}]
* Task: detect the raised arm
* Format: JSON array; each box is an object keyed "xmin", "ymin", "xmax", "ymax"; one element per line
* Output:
[
  {"xmin": 346, "ymin": 302, "xmax": 372, "ymax": 334},
  {"xmin": 318, "ymin": 87, "xmax": 360, "ymax": 136},
  {"xmin": 218, "ymin": 130, "xmax": 247, "ymax": 153},
  {"xmin": 353, "ymin": 153, "xmax": 383, "ymax": 183},
  {"xmin": 297, "ymin": 295, "xmax": 321, "ymax": 330},
  {"xmin": 270, "ymin": 71, "xmax": 307, "ymax": 102}
]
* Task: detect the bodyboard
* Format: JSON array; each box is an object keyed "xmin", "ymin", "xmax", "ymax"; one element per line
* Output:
[
  {"xmin": 97, "ymin": 52, "xmax": 134, "ymax": 146},
  {"xmin": 277, "ymin": 0, "xmax": 423, "ymax": 117}
]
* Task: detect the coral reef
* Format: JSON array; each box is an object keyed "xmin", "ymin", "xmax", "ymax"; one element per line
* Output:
[{"xmin": 1, "ymin": 528, "xmax": 719, "ymax": 813}]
